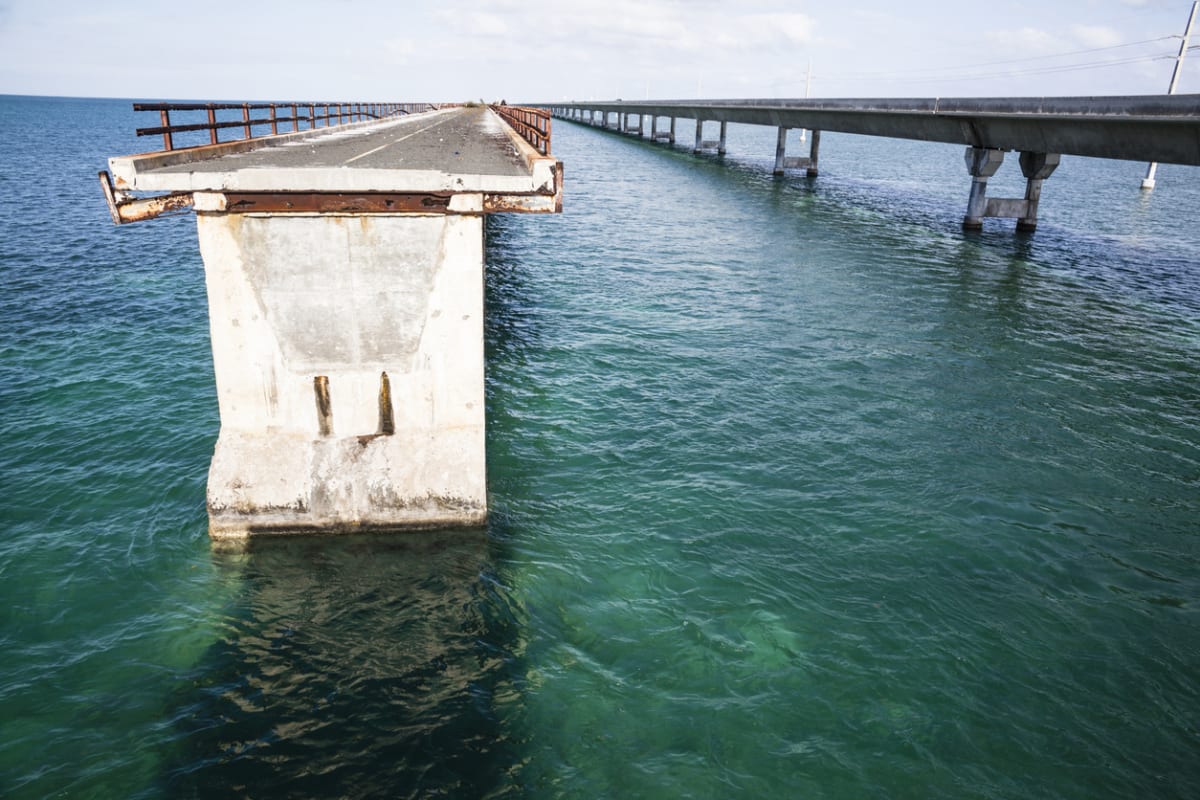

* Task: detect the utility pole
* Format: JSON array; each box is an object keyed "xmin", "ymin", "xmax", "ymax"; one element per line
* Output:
[{"xmin": 1142, "ymin": 0, "xmax": 1197, "ymax": 190}]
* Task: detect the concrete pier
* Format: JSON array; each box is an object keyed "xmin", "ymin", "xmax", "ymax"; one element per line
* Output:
[
  {"xmin": 649, "ymin": 115, "xmax": 671, "ymax": 142},
  {"xmin": 106, "ymin": 106, "xmax": 561, "ymax": 539},
  {"xmin": 195, "ymin": 210, "xmax": 487, "ymax": 536},
  {"xmin": 692, "ymin": 120, "xmax": 723, "ymax": 154},
  {"xmin": 963, "ymin": 147, "xmax": 1006, "ymax": 229},
  {"xmin": 773, "ymin": 127, "xmax": 820, "ymax": 176},
  {"xmin": 962, "ymin": 147, "xmax": 1059, "ymax": 231}
]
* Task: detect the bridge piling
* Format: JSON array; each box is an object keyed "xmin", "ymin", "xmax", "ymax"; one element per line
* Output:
[
  {"xmin": 196, "ymin": 210, "xmax": 489, "ymax": 538},
  {"xmin": 1017, "ymin": 152, "xmax": 1060, "ymax": 232},
  {"xmin": 962, "ymin": 147, "xmax": 1060, "ymax": 231},
  {"xmin": 774, "ymin": 127, "xmax": 787, "ymax": 174},
  {"xmin": 773, "ymin": 127, "xmax": 820, "ymax": 176},
  {"xmin": 963, "ymin": 147, "xmax": 1005, "ymax": 229},
  {"xmin": 692, "ymin": 120, "xmax": 723, "ymax": 154}
]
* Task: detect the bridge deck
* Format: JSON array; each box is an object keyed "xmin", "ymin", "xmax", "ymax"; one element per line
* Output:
[{"xmin": 109, "ymin": 106, "xmax": 548, "ymax": 194}]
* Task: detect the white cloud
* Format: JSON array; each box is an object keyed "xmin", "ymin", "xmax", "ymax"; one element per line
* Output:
[
  {"xmin": 2, "ymin": 0, "xmax": 1185, "ymax": 103},
  {"xmin": 382, "ymin": 37, "xmax": 416, "ymax": 65},
  {"xmin": 984, "ymin": 26, "xmax": 1061, "ymax": 54},
  {"xmin": 1070, "ymin": 24, "xmax": 1122, "ymax": 49},
  {"xmin": 433, "ymin": 0, "xmax": 814, "ymax": 55},
  {"xmin": 434, "ymin": 9, "xmax": 511, "ymax": 37},
  {"xmin": 712, "ymin": 12, "xmax": 816, "ymax": 49}
]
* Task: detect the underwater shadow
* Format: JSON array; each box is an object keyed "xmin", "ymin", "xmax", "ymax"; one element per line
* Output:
[{"xmin": 159, "ymin": 529, "xmax": 526, "ymax": 799}]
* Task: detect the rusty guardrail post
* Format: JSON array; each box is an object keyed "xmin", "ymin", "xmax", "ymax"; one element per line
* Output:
[{"xmin": 159, "ymin": 108, "xmax": 173, "ymax": 151}]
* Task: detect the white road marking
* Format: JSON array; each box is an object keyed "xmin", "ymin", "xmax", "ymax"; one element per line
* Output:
[{"xmin": 342, "ymin": 114, "xmax": 459, "ymax": 165}]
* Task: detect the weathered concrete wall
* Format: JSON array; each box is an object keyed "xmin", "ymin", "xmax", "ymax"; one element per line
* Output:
[{"xmin": 195, "ymin": 209, "xmax": 487, "ymax": 539}]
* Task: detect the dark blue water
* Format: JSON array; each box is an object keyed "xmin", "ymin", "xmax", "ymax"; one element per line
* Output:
[{"xmin": 2, "ymin": 94, "xmax": 1199, "ymax": 798}]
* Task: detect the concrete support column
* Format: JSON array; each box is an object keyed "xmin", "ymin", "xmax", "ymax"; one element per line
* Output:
[
  {"xmin": 694, "ymin": 119, "xmax": 705, "ymax": 153},
  {"xmin": 651, "ymin": 115, "xmax": 658, "ymax": 139},
  {"xmin": 669, "ymin": 117, "xmax": 676, "ymax": 144},
  {"xmin": 962, "ymin": 147, "xmax": 1005, "ymax": 230},
  {"xmin": 1016, "ymin": 151, "xmax": 1061, "ymax": 232},
  {"xmin": 806, "ymin": 129, "xmax": 821, "ymax": 177},
  {"xmin": 718, "ymin": 121, "xmax": 728, "ymax": 155},
  {"xmin": 774, "ymin": 126, "xmax": 789, "ymax": 175},
  {"xmin": 195, "ymin": 209, "xmax": 487, "ymax": 539}
]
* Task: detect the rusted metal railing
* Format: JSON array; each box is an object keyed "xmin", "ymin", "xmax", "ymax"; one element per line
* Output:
[
  {"xmin": 490, "ymin": 105, "xmax": 552, "ymax": 155},
  {"xmin": 133, "ymin": 101, "xmax": 437, "ymax": 152}
]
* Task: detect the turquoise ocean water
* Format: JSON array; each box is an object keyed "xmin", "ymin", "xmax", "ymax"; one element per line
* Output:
[{"xmin": 2, "ymin": 94, "xmax": 1199, "ymax": 798}]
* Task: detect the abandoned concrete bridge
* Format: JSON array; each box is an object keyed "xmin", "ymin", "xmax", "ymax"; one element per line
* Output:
[
  {"xmin": 102, "ymin": 102, "xmax": 558, "ymax": 541},
  {"xmin": 102, "ymin": 95, "xmax": 1199, "ymax": 540}
]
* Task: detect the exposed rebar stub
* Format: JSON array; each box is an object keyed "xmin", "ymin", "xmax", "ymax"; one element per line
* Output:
[
  {"xmin": 99, "ymin": 170, "xmax": 194, "ymax": 225},
  {"xmin": 378, "ymin": 371, "xmax": 395, "ymax": 435},
  {"xmin": 314, "ymin": 375, "xmax": 333, "ymax": 436}
]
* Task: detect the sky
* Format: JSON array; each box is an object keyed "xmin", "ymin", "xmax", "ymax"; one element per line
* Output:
[{"xmin": 0, "ymin": 0, "xmax": 1197, "ymax": 102}]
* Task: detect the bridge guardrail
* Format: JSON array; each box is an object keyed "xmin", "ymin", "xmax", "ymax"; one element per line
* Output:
[
  {"xmin": 132, "ymin": 101, "xmax": 438, "ymax": 152},
  {"xmin": 490, "ymin": 105, "xmax": 551, "ymax": 155}
]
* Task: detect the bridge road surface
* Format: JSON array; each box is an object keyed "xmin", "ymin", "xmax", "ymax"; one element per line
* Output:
[{"xmin": 108, "ymin": 105, "xmax": 550, "ymax": 196}]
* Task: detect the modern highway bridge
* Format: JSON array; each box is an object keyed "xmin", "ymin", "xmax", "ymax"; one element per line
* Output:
[
  {"xmin": 102, "ymin": 94, "xmax": 1199, "ymax": 540},
  {"xmin": 545, "ymin": 95, "xmax": 1200, "ymax": 230}
]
